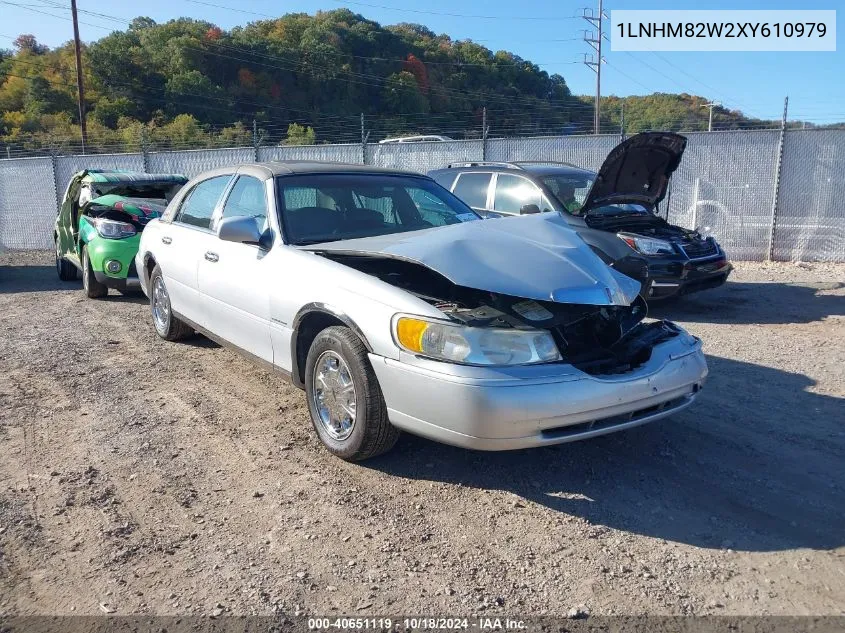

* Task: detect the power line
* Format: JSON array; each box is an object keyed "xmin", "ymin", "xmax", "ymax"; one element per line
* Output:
[
  {"xmin": 0, "ymin": 0, "xmax": 114, "ymax": 31},
  {"xmin": 185, "ymin": 0, "xmax": 581, "ymax": 21}
]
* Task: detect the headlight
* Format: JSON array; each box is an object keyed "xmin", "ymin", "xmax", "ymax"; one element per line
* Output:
[
  {"xmin": 393, "ymin": 316, "xmax": 562, "ymax": 366},
  {"xmin": 618, "ymin": 233, "xmax": 674, "ymax": 256},
  {"xmin": 91, "ymin": 217, "xmax": 136, "ymax": 239}
]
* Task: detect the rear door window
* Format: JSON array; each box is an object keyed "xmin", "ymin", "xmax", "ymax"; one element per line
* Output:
[
  {"xmin": 452, "ymin": 172, "xmax": 492, "ymax": 209},
  {"xmin": 175, "ymin": 175, "xmax": 232, "ymax": 230},
  {"xmin": 430, "ymin": 171, "xmax": 457, "ymax": 191}
]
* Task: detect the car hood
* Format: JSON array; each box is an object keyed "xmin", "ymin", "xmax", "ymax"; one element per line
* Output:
[
  {"xmin": 303, "ymin": 213, "xmax": 641, "ymax": 306},
  {"xmin": 580, "ymin": 132, "xmax": 687, "ymax": 215}
]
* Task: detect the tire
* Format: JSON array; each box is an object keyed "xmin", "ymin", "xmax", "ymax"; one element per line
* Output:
[
  {"xmin": 55, "ymin": 240, "xmax": 77, "ymax": 281},
  {"xmin": 81, "ymin": 245, "xmax": 107, "ymax": 298},
  {"xmin": 148, "ymin": 264, "xmax": 193, "ymax": 341},
  {"xmin": 304, "ymin": 325, "xmax": 400, "ymax": 461}
]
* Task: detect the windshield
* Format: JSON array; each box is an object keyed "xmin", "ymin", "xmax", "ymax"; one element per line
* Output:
[
  {"xmin": 541, "ymin": 173, "xmax": 649, "ymax": 216},
  {"xmin": 276, "ymin": 174, "xmax": 480, "ymax": 245}
]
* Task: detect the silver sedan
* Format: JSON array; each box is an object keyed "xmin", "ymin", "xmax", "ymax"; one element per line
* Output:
[{"xmin": 136, "ymin": 161, "xmax": 707, "ymax": 461}]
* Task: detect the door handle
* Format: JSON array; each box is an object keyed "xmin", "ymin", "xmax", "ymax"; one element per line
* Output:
[
  {"xmin": 204, "ymin": 251, "xmax": 219, "ymax": 263},
  {"xmin": 161, "ymin": 236, "xmax": 172, "ymax": 244}
]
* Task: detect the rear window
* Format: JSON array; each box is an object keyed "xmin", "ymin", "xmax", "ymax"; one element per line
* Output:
[{"xmin": 452, "ymin": 172, "xmax": 491, "ymax": 209}]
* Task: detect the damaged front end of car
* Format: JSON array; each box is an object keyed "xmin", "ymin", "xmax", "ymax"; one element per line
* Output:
[
  {"xmin": 304, "ymin": 211, "xmax": 699, "ymax": 380},
  {"xmin": 315, "ymin": 250, "xmax": 688, "ymax": 376}
]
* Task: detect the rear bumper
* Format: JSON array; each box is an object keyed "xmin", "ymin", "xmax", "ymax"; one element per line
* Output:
[{"xmin": 369, "ymin": 334, "xmax": 708, "ymax": 451}]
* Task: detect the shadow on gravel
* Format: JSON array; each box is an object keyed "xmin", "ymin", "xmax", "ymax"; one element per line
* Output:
[
  {"xmin": 649, "ymin": 280, "xmax": 845, "ymax": 325},
  {"xmin": 0, "ymin": 265, "xmax": 72, "ymax": 293},
  {"xmin": 367, "ymin": 354, "xmax": 845, "ymax": 553},
  {"xmin": 181, "ymin": 335, "xmax": 222, "ymax": 349},
  {"xmin": 101, "ymin": 293, "xmax": 148, "ymax": 305}
]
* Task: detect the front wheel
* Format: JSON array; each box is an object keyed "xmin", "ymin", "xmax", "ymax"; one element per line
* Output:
[
  {"xmin": 81, "ymin": 245, "xmax": 107, "ymax": 298},
  {"xmin": 148, "ymin": 264, "xmax": 192, "ymax": 341},
  {"xmin": 304, "ymin": 326, "xmax": 400, "ymax": 461}
]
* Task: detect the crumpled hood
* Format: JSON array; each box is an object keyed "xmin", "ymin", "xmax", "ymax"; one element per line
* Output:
[{"xmin": 304, "ymin": 213, "xmax": 641, "ymax": 306}]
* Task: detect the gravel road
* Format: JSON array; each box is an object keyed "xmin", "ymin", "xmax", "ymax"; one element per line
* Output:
[{"xmin": 1, "ymin": 251, "xmax": 843, "ymax": 618}]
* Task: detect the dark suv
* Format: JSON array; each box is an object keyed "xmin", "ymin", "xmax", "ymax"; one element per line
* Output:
[{"xmin": 429, "ymin": 132, "xmax": 732, "ymax": 300}]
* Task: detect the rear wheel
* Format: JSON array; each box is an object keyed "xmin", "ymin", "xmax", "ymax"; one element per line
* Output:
[
  {"xmin": 81, "ymin": 245, "xmax": 107, "ymax": 298},
  {"xmin": 55, "ymin": 240, "xmax": 77, "ymax": 281},
  {"xmin": 304, "ymin": 325, "xmax": 400, "ymax": 461},
  {"xmin": 149, "ymin": 264, "xmax": 192, "ymax": 341}
]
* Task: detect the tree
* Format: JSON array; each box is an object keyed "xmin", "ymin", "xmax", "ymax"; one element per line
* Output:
[
  {"xmin": 13, "ymin": 35, "xmax": 47, "ymax": 55},
  {"xmin": 284, "ymin": 122, "xmax": 315, "ymax": 145},
  {"xmin": 383, "ymin": 71, "xmax": 429, "ymax": 114}
]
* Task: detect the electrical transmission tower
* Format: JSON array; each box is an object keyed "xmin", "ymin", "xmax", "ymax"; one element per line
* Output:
[{"xmin": 582, "ymin": 0, "xmax": 606, "ymax": 134}]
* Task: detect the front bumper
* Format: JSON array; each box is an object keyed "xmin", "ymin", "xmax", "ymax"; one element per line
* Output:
[
  {"xmin": 646, "ymin": 255, "xmax": 733, "ymax": 300},
  {"xmin": 84, "ymin": 234, "xmax": 142, "ymax": 289},
  {"xmin": 369, "ymin": 334, "xmax": 708, "ymax": 451}
]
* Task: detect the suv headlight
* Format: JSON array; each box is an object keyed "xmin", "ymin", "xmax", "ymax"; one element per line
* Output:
[
  {"xmin": 618, "ymin": 233, "xmax": 674, "ymax": 256},
  {"xmin": 393, "ymin": 316, "xmax": 562, "ymax": 366},
  {"xmin": 91, "ymin": 217, "xmax": 136, "ymax": 239}
]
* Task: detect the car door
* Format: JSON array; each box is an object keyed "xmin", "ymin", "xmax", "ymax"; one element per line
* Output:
[
  {"xmin": 156, "ymin": 174, "xmax": 233, "ymax": 327},
  {"xmin": 56, "ymin": 176, "xmax": 81, "ymax": 261},
  {"xmin": 197, "ymin": 173, "xmax": 274, "ymax": 363}
]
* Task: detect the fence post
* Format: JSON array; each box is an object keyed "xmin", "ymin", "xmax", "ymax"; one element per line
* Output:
[
  {"xmin": 50, "ymin": 149, "xmax": 62, "ymax": 219},
  {"xmin": 620, "ymin": 102, "xmax": 625, "ymax": 142},
  {"xmin": 360, "ymin": 113, "xmax": 370, "ymax": 164},
  {"xmin": 482, "ymin": 106, "xmax": 489, "ymax": 160},
  {"xmin": 767, "ymin": 96, "xmax": 788, "ymax": 261},
  {"xmin": 252, "ymin": 119, "xmax": 260, "ymax": 162},
  {"xmin": 141, "ymin": 127, "xmax": 150, "ymax": 174}
]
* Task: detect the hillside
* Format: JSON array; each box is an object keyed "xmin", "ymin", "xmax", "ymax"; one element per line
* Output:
[{"xmin": 0, "ymin": 9, "xmax": 786, "ymax": 155}]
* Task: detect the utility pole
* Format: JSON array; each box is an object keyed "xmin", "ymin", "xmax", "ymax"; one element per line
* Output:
[
  {"xmin": 701, "ymin": 101, "xmax": 721, "ymax": 132},
  {"xmin": 583, "ymin": 0, "xmax": 605, "ymax": 134},
  {"xmin": 70, "ymin": 0, "xmax": 87, "ymax": 154}
]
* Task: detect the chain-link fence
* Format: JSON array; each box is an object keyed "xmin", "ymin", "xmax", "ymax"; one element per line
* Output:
[
  {"xmin": 774, "ymin": 129, "xmax": 845, "ymax": 262},
  {"xmin": 1, "ymin": 130, "xmax": 843, "ymax": 261}
]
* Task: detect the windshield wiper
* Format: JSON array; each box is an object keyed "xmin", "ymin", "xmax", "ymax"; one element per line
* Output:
[{"xmin": 293, "ymin": 237, "xmax": 341, "ymax": 246}]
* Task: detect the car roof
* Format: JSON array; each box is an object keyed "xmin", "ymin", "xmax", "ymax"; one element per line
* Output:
[
  {"xmin": 429, "ymin": 162, "xmax": 596, "ymax": 179},
  {"xmin": 194, "ymin": 161, "xmax": 429, "ymax": 179},
  {"xmin": 80, "ymin": 170, "xmax": 187, "ymax": 184}
]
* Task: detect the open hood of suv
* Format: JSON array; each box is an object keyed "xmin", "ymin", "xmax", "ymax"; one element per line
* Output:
[
  {"xmin": 580, "ymin": 132, "xmax": 686, "ymax": 215},
  {"xmin": 305, "ymin": 213, "xmax": 642, "ymax": 306}
]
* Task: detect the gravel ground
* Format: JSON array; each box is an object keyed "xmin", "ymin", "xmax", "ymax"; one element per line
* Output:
[{"xmin": 0, "ymin": 251, "xmax": 843, "ymax": 618}]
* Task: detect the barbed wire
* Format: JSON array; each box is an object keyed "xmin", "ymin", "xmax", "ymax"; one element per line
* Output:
[{"xmin": 5, "ymin": 119, "xmax": 840, "ymax": 160}]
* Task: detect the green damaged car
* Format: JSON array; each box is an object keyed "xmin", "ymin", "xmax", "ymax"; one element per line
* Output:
[{"xmin": 55, "ymin": 170, "xmax": 188, "ymax": 297}]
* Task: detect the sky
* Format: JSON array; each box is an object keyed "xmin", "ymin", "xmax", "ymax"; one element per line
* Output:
[{"xmin": 0, "ymin": 0, "xmax": 842, "ymax": 123}]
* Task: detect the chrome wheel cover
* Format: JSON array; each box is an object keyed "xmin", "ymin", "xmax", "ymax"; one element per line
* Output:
[
  {"xmin": 311, "ymin": 350, "xmax": 357, "ymax": 441},
  {"xmin": 151, "ymin": 276, "xmax": 170, "ymax": 334}
]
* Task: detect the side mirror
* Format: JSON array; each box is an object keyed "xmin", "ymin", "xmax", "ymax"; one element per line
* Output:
[
  {"xmin": 520, "ymin": 203, "xmax": 541, "ymax": 215},
  {"xmin": 218, "ymin": 215, "xmax": 263, "ymax": 246}
]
